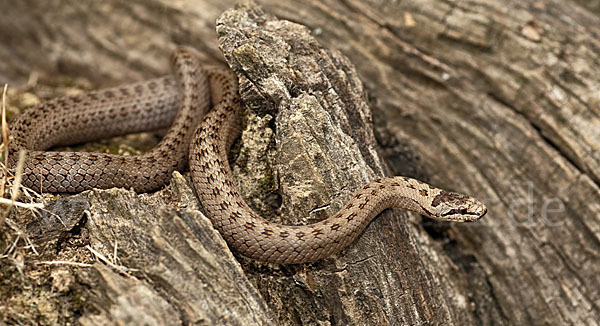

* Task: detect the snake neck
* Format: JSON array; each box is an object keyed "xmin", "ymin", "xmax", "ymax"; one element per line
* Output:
[
  {"xmin": 348, "ymin": 177, "xmax": 437, "ymax": 217},
  {"xmin": 391, "ymin": 177, "xmax": 449, "ymax": 217}
]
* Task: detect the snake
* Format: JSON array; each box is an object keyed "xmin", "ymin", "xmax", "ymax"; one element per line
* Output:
[{"xmin": 8, "ymin": 48, "xmax": 487, "ymax": 264}]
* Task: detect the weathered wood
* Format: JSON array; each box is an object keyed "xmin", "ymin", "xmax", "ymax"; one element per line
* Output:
[
  {"xmin": 22, "ymin": 173, "xmax": 274, "ymax": 325},
  {"xmin": 217, "ymin": 4, "xmax": 467, "ymax": 325},
  {"xmin": 0, "ymin": 0, "xmax": 598, "ymax": 325}
]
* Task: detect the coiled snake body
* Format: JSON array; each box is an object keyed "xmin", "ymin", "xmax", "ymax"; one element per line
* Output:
[{"xmin": 8, "ymin": 48, "xmax": 486, "ymax": 264}]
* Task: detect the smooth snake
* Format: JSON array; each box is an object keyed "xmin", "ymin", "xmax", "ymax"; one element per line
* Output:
[{"xmin": 8, "ymin": 48, "xmax": 487, "ymax": 264}]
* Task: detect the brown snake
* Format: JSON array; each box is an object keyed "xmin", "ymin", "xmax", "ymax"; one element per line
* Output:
[{"xmin": 8, "ymin": 48, "xmax": 487, "ymax": 264}]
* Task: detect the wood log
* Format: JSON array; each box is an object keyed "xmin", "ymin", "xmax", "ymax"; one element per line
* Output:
[{"xmin": 0, "ymin": 0, "xmax": 598, "ymax": 325}]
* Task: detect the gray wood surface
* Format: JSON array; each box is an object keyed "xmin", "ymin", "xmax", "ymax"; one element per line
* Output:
[{"xmin": 0, "ymin": 0, "xmax": 598, "ymax": 325}]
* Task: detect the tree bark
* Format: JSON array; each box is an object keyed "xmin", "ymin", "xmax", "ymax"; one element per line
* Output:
[{"xmin": 0, "ymin": 0, "xmax": 598, "ymax": 325}]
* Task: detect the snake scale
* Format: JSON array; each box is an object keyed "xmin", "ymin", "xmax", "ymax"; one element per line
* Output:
[{"xmin": 8, "ymin": 48, "xmax": 487, "ymax": 264}]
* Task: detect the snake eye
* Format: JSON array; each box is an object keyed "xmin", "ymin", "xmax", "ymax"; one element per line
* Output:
[{"xmin": 459, "ymin": 206, "xmax": 467, "ymax": 214}]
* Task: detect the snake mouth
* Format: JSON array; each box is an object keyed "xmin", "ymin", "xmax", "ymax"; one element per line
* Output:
[
  {"xmin": 440, "ymin": 205, "xmax": 487, "ymax": 222},
  {"xmin": 465, "ymin": 205, "xmax": 487, "ymax": 222}
]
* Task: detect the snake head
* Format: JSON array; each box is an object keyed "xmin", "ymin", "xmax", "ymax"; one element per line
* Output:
[{"xmin": 430, "ymin": 190, "xmax": 487, "ymax": 222}]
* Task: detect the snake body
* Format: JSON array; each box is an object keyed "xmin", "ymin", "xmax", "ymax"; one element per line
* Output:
[
  {"xmin": 9, "ymin": 49, "xmax": 210, "ymax": 193},
  {"xmin": 9, "ymin": 48, "xmax": 486, "ymax": 264}
]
